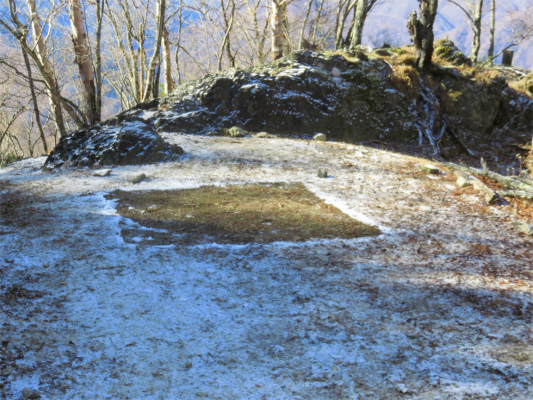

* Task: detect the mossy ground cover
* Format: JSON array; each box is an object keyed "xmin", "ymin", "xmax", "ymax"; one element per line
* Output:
[{"xmin": 108, "ymin": 183, "xmax": 381, "ymax": 245}]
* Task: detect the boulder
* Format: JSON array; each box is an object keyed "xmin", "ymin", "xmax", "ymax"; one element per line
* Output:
[
  {"xmin": 154, "ymin": 50, "xmax": 418, "ymax": 144},
  {"xmin": 228, "ymin": 126, "xmax": 245, "ymax": 137},
  {"xmin": 131, "ymin": 173, "xmax": 147, "ymax": 184},
  {"xmin": 419, "ymin": 164, "xmax": 440, "ymax": 174},
  {"xmin": 45, "ymin": 120, "xmax": 184, "ymax": 169},
  {"xmin": 434, "ymin": 40, "xmax": 472, "ymax": 66},
  {"xmin": 93, "ymin": 169, "xmax": 112, "ymax": 177},
  {"xmin": 313, "ymin": 133, "xmax": 327, "ymax": 141},
  {"xmin": 509, "ymin": 221, "xmax": 533, "ymax": 236}
]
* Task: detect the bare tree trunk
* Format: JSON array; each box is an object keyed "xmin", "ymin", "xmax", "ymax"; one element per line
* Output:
[
  {"xmin": 25, "ymin": 0, "xmax": 67, "ymax": 137},
  {"xmin": 162, "ymin": 26, "xmax": 175, "ymax": 94},
  {"xmin": 299, "ymin": 0, "xmax": 314, "ymax": 49},
  {"xmin": 487, "ymin": 0, "xmax": 495, "ymax": 60},
  {"xmin": 142, "ymin": 0, "xmax": 166, "ymax": 101},
  {"xmin": 469, "ymin": 0, "xmax": 483, "ymax": 62},
  {"xmin": 310, "ymin": 0, "xmax": 326, "ymax": 46},
  {"xmin": 95, "ymin": 0, "xmax": 103, "ymax": 121},
  {"xmin": 105, "ymin": 0, "xmax": 138, "ymax": 103},
  {"xmin": 21, "ymin": 46, "xmax": 47, "ymax": 154},
  {"xmin": 218, "ymin": 0, "xmax": 236, "ymax": 71},
  {"xmin": 281, "ymin": 1, "xmax": 291, "ymax": 55},
  {"xmin": 407, "ymin": 0, "xmax": 439, "ymax": 71},
  {"xmin": 350, "ymin": 0, "xmax": 368, "ymax": 48},
  {"xmin": 271, "ymin": 0, "xmax": 288, "ymax": 59},
  {"xmin": 68, "ymin": 0, "xmax": 97, "ymax": 124},
  {"xmin": 334, "ymin": 0, "xmax": 355, "ymax": 49}
]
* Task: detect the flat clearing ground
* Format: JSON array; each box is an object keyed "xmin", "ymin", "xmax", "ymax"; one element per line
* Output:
[{"xmin": 1, "ymin": 135, "xmax": 532, "ymax": 399}]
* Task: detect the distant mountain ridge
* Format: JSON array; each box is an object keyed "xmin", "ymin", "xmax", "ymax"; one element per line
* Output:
[{"xmin": 364, "ymin": 0, "xmax": 532, "ymax": 70}]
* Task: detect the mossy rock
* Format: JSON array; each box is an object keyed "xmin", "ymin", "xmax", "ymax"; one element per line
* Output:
[{"xmin": 434, "ymin": 39, "xmax": 472, "ymax": 66}]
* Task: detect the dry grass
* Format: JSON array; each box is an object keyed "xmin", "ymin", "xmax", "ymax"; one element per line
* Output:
[
  {"xmin": 108, "ymin": 183, "xmax": 381, "ymax": 245},
  {"xmin": 508, "ymin": 75, "xmax": 533, "ymax": 97},
  {"xmin": 394, "ymin": 53, "xmax": 416, "ymax": 66},
  {"xmin": 472, "ymin": 68, "xmax": 501, "ymax": 84},
  {"xmin": 388, "ymin": 64, "xmax": 420, "ymax": 97}
]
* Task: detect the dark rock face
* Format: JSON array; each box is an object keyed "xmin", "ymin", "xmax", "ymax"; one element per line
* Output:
[
  {"xmin": 45, "ymin": 120, "xmax": 184, "ymax": 169},
  {"xmin": 154, "ymin": 51, "xmax": 418, "ymax": 143}
]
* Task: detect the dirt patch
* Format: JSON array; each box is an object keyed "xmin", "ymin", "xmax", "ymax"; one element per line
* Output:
[{"xmin": 108, "ymin": 183, "xmax": 381, "ymax": 245}]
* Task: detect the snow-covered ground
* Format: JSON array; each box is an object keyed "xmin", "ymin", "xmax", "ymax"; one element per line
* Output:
[{"xmin": 1, "ymin": 135, "xmax": 532, "ymax": 399}]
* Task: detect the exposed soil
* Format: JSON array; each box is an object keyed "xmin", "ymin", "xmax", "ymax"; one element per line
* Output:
[{"xmin": 108, "ymin": 183, "xmax": 380, "ymax": 245}]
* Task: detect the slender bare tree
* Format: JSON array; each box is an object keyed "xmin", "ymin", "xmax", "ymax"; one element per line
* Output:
[
  {"xmin": 271, "ymin": 0, "xmax": 289, "ymax": 59},
  {"xmin": 487, "ymin": 0, "xmax": 495, "ymax": 60},
  {"xmin": 446, "ymin": 0, "xmax": 484, "ymax": 63},
  {"xmin": 68, "ymin": 0, "xmax": 98, "ymax": 124},
  {"xmin": 488, "ymin": 1, "xmax": 533, "ymax": 63}
]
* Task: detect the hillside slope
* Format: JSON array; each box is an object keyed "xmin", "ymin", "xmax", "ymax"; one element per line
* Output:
[{"xmin": 1, "ymin": 136, "xmax": 533, "ymax": 399}]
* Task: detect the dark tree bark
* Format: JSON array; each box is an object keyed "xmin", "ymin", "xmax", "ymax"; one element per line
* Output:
[{"xmin": 407, "ymin": 0, "xmax": 439, "ymax": 71}]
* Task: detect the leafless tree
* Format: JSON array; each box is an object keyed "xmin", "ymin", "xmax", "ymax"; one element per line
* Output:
[
  {"xmin": 446, "ymin": 0, "xmax": 484, "ymax": 63},
  {"xmin": 68, "ymin": 0, "xmax": 98, "ymax": 124},
  {"xmin": 332, "ymin": 0, "xmax": 389, "ymax": 49},
  {"xmin": 487, "ymin": 0, "xmax": 495, "ymax": 60},
  {"xmin": 488, "ymin": 1, "xmax": 533, "ymax": 63}
]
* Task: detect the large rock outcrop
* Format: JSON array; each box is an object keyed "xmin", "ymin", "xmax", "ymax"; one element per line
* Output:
[
  {"xmin": 152, "ymin": 51, "xmax": 419, "ymax": 143},
  {"xmin": 44, "ymin": 49, "xmax": 532, "ymax": 170},
  {"xmin": 45, "ymin": 119, "xmax": 184, "ymax": 169}
]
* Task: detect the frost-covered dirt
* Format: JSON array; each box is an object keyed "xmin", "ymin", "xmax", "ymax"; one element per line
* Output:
[{"xmin": 1, "ymin": 135, "xmax": 532, "ymax": 399}]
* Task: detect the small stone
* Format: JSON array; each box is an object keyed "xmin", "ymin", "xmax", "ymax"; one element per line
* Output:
[
  {"xmin": 185, "ymin": 361, "xmax": 193, "ymax": 369},
  {"xmin": 93, "ymin": 169, "xmax": 112, "ymax": 177},
  {"xmin": 332, "ymin": 67, "xmax": 341, "ymax": 77},
  {"xmin": 419, "ymin": 164, "xmax": 440, "ymax": 174},
  {"xmin": 509, "ymin": 221, "xmax": 533, "ymax": 236},
  {"xmin": 228, "ymin": 126, "xmax": 245, "ymax": 137},
  {"xmin": 317, "ymin": 169, "xmax": 328, "ymax": 178},
  {"xmin": 41, "ymin": 165, "xmax": 51, "ymax": 173},
  {"xmin": 196, "ymin": 393, "xmax": 208, "ymax": 398},
  {"xmin": 147, "ymin": 204, "xmax": 159, "ymax": 212},
  {"xmin": 255, "ymin": 132, "xmax": 269, "ymax": 138},
  {"xmin": 22, "ymin": 388, "xmax": 40, "ymax": 399},
  {"xmin": 313, "ymin": 133, "xmax": 326, "ymax": 141},
  {"xmin": 131, "ymin": 173, "xmax": 147, "ymax": 184},
  {"xmin": 456, "ymin": 176, "xmax": 472, "ymax": 187}
]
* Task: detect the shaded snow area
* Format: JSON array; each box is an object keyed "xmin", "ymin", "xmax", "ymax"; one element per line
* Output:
[{"xmin": 1, "ymin": 135, "xmax": 532, "ymax": 399}]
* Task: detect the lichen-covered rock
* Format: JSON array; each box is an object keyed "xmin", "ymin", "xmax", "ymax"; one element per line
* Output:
[
  {"xmin": 45, "ymin": 120, "xmax": 184, "ymax": 169},
  {"xmin": 228, "ymin": 126, "xmax": 245, "ymax": 137},
  {"xmin": 434, "ymin": 40, "xmax": 472, "ymax": 66},
  {"xmin": 152, "ymin": 50, "xmax": 418, "ymax": 144}
]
